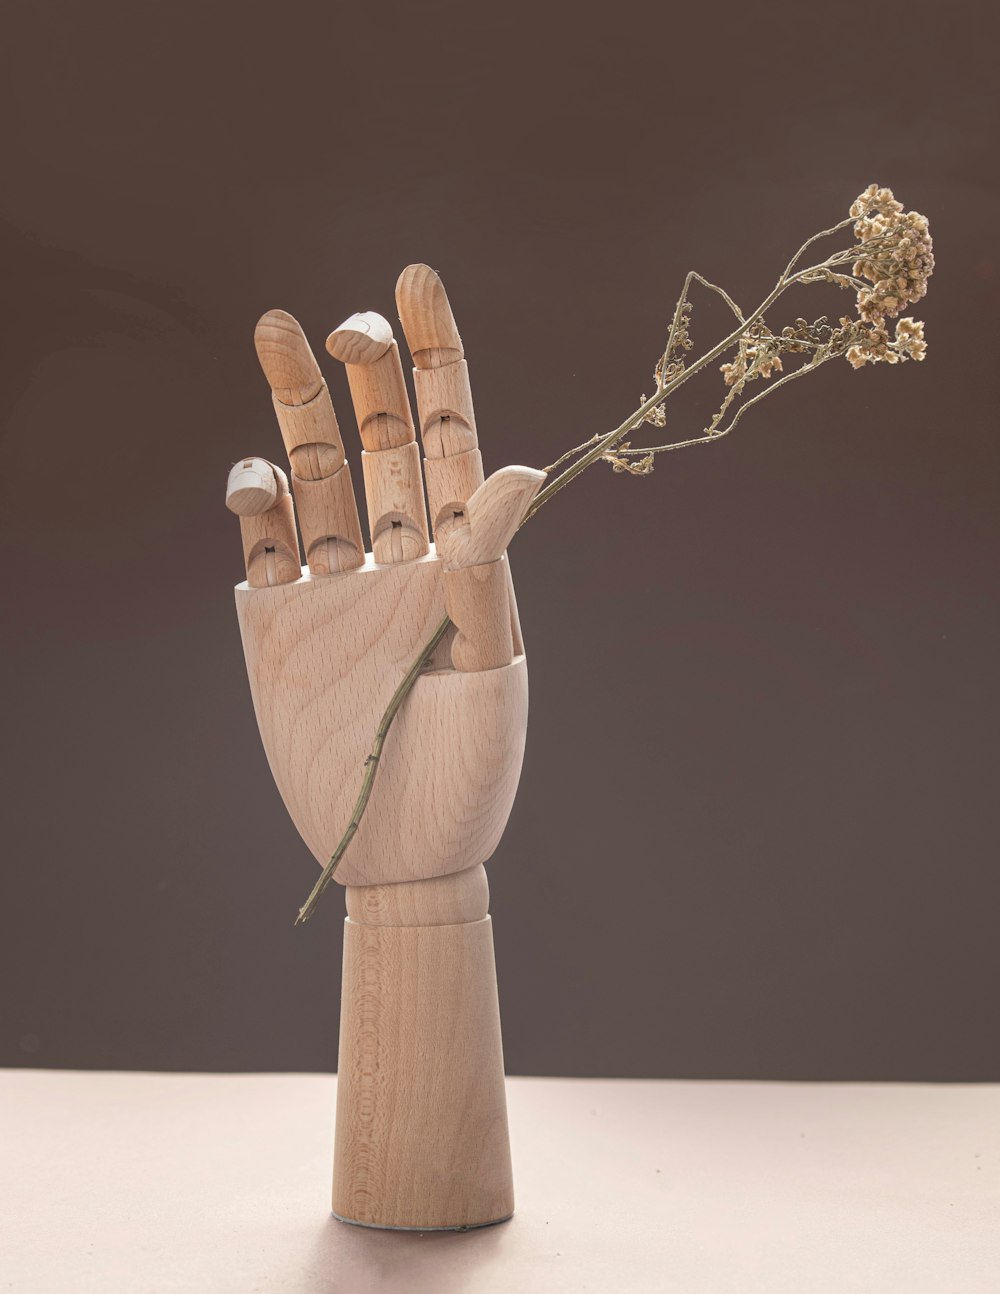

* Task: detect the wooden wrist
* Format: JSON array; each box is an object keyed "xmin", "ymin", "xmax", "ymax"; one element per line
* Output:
[
  {"xmin": 344, "ymin": 863, "xmax": 489, "ymax": 927},
  {"xmin": 333, "ymin": 865, "xmax": 514, "ymax": 1229}
]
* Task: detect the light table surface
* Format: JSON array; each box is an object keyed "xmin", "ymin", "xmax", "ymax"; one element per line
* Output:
[{"xmin": 2, "ymin": 1071, "xmax": 997, "ymax": 1292}]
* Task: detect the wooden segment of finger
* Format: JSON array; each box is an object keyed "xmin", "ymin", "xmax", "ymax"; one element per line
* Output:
[
  {"xmin": 272, "ymin": 387, "xmax": 346, "ymax": 478},
  {"xmin": 241, "ymin": 492, "xmax": 301, "ymax": 587},
  {"xmin": 395, "ymin": 264, "xmax": 464, "ymax": 369},
  {"xmin": 254, "ymin": 308, "xmax": 324, "ymax": 406},
  {"xmin": 226, "ymin": 459, "xmax": 301, "ymax": 587},
  {"xmin": 327, "ymin": 316, "xmax": 414, "ymax": 453},
  {"xmin": 254, "ymin": 310, "xmax": 346, "ymax": 473},
  {"xmin": 422, "ymin": 448, "xmax": 484, "ymax": 544},
  {"xmin": 292, "ymin": 465, "xmax": 365, "ymax": 575},
  {"xmin": 344, "ymin": 346, "xmax": 415, "ymax": 451},
  {"xmin": 437, "ymin": 467, "xmax": 543, "ymax": 670},
  {"xmin": 438, "ymin": 466, "xmax": 546, "ymax": 571},
  {"xmin": 444, "ymin": 559, "xmax": 513, "ymax": 672},
  {"xmin": 360, "ymin": 442, "xmax": 429, "ymax": 564},
  {"xmin": 226, "ymin": 456, "xmax": 279, "ymax": 516},
  {"xmin": 412, "ymin": 361, "xmax": 478, "ymax": 458},
  {"xmin": 326, "ymin": 310, "xmax": 393, "ymax": 366}
]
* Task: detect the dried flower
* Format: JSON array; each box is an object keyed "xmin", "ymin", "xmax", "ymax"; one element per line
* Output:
[
  {"xmin": 850, "ymin": 184, "xmax": 903, "ymax": 226},
  {"xmin": 893, "ymin": 317, "xmax": 927, "ymax": 362},
  {"xmin": 849, "ymin": 183, "xmax": 934, "ymax": 325},
  {"xmin": 846, "ymin": 326, "xmax": 895, "ymax": 369}
]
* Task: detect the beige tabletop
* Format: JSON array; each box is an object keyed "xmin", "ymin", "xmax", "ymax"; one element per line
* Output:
[{"xmin": 2, "ymin": 1071, "xmax": 997, "ymax": 1292}]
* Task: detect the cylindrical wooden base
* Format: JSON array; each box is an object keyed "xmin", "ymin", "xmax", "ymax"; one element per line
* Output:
[{"xmin": 332, "ymin": 899, "xmax": 513, "ymax": 1229}]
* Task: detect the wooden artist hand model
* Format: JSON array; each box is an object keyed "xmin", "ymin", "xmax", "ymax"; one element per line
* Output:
[{"xmin": 225, "ymin": 266, "xmax": 544, "ymax": 1230}]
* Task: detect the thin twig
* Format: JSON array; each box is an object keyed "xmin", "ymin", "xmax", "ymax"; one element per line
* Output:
[
  {"xmin": 295, "ymin": 613, "xmax": 453, "ymax": 924},
  {"xmin": 629, "ymin": 352, "xmax": 839, "ymax": 458},
  {"xmin": 543, "ymin": 433, "xmax": 602, "ymax": 474},
  {"xmin": 781, "ymin": 216, "xmax": 856, "ymax": 281},
  {"xmin": 713, "ymin": 353, "xmax": 833, "ymax": 435},
  {"xmin": 688, "ymin": 271, "xmax": 745, "ymax": 322},
  {"xmin": 549, "ymin": 273, "xmax": 747, "ymax": 476},
  {"xmin": 525, "ymin": 272, "xmax": 797, "ymax": 521}
]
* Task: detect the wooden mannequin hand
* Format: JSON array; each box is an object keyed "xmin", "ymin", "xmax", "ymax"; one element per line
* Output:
[
  {"xmin": 227, "ymin": 266, "xmax": 544, "ymax": 893},
  {"xmin": 227, "ymin": 268, "xmax": 531, "ymax": 1228}
]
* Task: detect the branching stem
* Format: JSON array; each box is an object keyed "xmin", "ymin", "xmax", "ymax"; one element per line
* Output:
[{"xmin": 294, "ymin": 206, "xmax": 923, "ymax": 923}]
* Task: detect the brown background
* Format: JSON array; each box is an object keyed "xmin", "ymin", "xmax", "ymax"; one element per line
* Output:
[{"xmin": 2, "ymin": 1, "xmax": 997, "ymax": 1079}]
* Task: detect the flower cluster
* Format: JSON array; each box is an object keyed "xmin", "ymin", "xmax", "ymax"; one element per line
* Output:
[
  {"xmin": 845, "ymin": 316, "xmax": 927, "ymax": 369},
  {"xmin": 717, "ymin": 186, "xmax": 932, "ymax": 388},
  {"xmin": 850, "ymin": 183, "xmax": 934, "ymax": 324}
]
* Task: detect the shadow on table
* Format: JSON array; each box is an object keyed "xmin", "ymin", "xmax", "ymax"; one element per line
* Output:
[{"xmin": 303, "ymin": 1213, "xmax": 509, "ymax": 1292}]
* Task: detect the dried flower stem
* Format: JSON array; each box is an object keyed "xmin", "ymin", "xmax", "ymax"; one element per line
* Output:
[
  {"xmin": 526, "ymin": 262, "xmax": 818, "ymax": 517},
  {"xmin": 296, "ymin": 188, "xmax": 932, "ymax": 922},
  {"xmin": 295, "ymin": 613, "xmax": 453, "ymax": 924},
  {"xmin": 298, "ymin": 271, "xmax": 807, "ymax": 920}
]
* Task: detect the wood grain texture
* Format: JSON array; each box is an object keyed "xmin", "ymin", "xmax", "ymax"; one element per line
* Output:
[
  {"xmin": 234, "ymin": 551, "xmax": 529, "ymax": 887},
  {"xmin": 291, "ymin": 464, "xmax": 365, "ymax": 575},
  {"xmin": 345, "ymin": 863, "xmax": 489, "ymax": 926},
  {"xmin": 394, "ymin": 264, "xmax": 530, "ymax": 662},
  {"xmin": 326, "ymin": 318, "xmax": 414, "ymax": 453},
  {"xmin": 272, "ymin": 387, "xmax": 346, "ymax": 471},
  {"xmin": 326, "ymin": 312, "xmax": 429, "ymax": 564},
  {"xmin": 445, "ymin": 560, "xmax": 513, "ymax": 671},
  {"xmin": 439, "ymin": 466, "xmax": 546, "ymax": 570},
  {"xmin": 225, "ymin": 457, "xmax": 279, "ymax": 516},
  {"xmin": 344, "ymin": 864, "xmax": 491, "ymax": 926},
  {"xmin": 506, "ymin": 555, "xmax": 525, "ymax": 655},
  {"xmin": 423, "ymin": 448, "xmax": 484, "ymax": 542},
  {"xmin": 326, "ymin": 312, "xmax": 429, "ymax": 567},
  {"xmin": 239, "ymin": 276, "xmax": 531, "ymax": 1230},
  {"xmin": 325, "ymin": 310, "xmax": 393, "ymax": 366},
  {"xmin": 396, "ymin": 265, "xmax": 483, "ymax": 507},
  {"xmin": 333, "ymin": 908, "xmax": 513, "ymax": 1229},
  {"xmin": 343, "ymin": 348, "xmax": 414, "ymax": 452},
  {"xmin": 254, "ymin": 308, "xmax": 324, "ymax": 406},
  {"xmin": 227, "ymin": 464, "xmax": 301, "ymax": 587},
  {"xmin": 360, "ymin": 442, "xmax": 429, "ymax": 564},
  {"xmin": 436, "ymin": 468, "xmax": 544, "ymax": 671},
  {"xmin": 395, "ymin": 263, "xmax": 464, "ymax": 369},
  {"xmin": 413, "ymin": 361, "xmax": 478, "ymax": 458},
  {"xmin": 255, "ymin": 307, "xmax": 365, "ymax": 568}
]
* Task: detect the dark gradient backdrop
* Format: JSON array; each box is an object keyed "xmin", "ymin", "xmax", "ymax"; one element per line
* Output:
[{"xmin": 2, "ymin": 1, "xmax": 998, "ymax": 1079}]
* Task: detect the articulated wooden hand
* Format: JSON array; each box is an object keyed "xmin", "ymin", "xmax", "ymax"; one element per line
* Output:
[
  {"xmin": 228, "ymin": 266, "xmax": 542, "ymax": 890},
  {"xmin": 225, "ymin": 266, "xmax": 543, "ymax": 1229}
]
